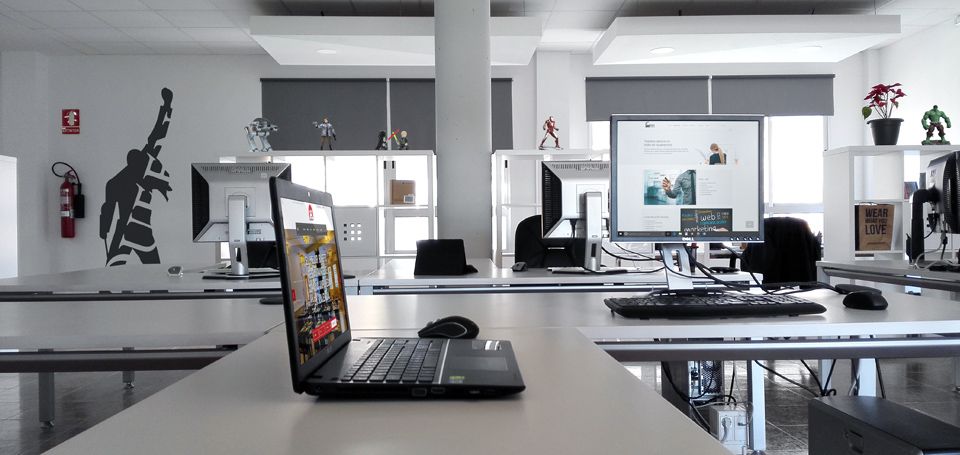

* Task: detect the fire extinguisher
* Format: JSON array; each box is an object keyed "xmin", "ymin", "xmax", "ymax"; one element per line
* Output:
[{"xmin": 52, "ymin": 162, "xmax": 84, "ymax": 238}]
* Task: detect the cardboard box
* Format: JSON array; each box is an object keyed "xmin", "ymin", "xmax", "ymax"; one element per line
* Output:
[
  {"xmin": 854, "ymin": 204, "xmax": 894, "ymax": 251},
  {"xmin": 390, "ymin": 180, "xmax": 416, "ymax": 205}
]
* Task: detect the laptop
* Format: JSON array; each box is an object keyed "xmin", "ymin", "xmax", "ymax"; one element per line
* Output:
[{"xmin": 269, "ymin": 178, "xmax": 526, "ymax": 398}]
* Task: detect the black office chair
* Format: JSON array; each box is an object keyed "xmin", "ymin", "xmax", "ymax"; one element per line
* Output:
[
  {"xmin": 740, "ymin": 216, "xmax": 821, "ymax": 285},
  {"xmin": 513, "ymin": 215, "xmax": 579, "ymax": 268}
]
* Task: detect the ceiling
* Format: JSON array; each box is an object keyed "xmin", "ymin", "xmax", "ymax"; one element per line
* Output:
[{"xmin": 0, "ymin": 0, "xmax": 958, "ymax": 56}]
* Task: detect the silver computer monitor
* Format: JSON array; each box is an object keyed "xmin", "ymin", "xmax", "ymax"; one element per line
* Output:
[
  {"xmin": 191, "ymin": 162, "xmax": 291, "ymax": 278},
  {"xmin": 541, "ymin": 160, "xmax": 610, "ymax": 270}
]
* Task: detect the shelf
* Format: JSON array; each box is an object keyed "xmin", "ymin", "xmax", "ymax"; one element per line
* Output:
[
  {"xmin": 379, "ymin": 204, "xmax": 432, "ymax": 210},
  {"xmin": 256, "ymin": 149, "xmax": 435, "ymax": 157},
  {"xmin": 855, "ymin": 249, "xmax": 904, "ymax": 254},
  {"xmin": 853, "ymin": 199, "xmax": 909, "ymax": 204},
  {"xmin": 824, "ymin": 145, "xmax": 956, "ymax": 158},
  {"xmin": 494, "ymin": 149, "xmax": 608, "ymax": 157}
]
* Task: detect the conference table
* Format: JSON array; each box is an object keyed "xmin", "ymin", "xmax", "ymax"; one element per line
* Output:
[{"xmin": 31, "ymin": 289, "xmax": 960, "ymax": 453}]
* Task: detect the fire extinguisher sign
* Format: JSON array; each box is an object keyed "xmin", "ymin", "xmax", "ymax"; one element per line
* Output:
[{"xmin": 61, "ymin": 109, "xmax": 79, "ymax": 134}]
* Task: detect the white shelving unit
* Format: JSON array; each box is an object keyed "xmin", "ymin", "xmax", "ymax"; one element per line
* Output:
[
  {"xmin": 230, "ymin": 149, "xmax": 437, "ymax": 260},
  {"xmin": 822, "ymin": 145, "xmax": 956, "ymax": 262},
  {"xmin": 491, "ymin": 148, "xmax": 607, "ymax": 266}
]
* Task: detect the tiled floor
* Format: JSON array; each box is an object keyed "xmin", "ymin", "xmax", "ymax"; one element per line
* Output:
[{"xmin": 1, "ymin": 359, "xmax": 958, "ymax": 454}]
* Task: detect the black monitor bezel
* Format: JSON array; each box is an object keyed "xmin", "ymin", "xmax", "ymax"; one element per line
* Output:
[{"xmin": 609, "ymin": 114, "xmax": 765, "ymax": 243}]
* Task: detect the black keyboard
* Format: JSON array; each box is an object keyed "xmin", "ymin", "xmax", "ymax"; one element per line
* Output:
[
  {"xmin": 340, "ymin": 338, "xmax": 442, "ymax": 383},
  {"xmin": 604, "ymin": 292, "xmax": 827, "ymax": 319}
]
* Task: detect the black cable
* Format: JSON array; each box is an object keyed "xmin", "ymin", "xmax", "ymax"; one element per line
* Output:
[
  {"xmin": 727, "ymin": 361, "xmax": 736, "ymax": 404},
  {"xmin": 612, "ymin": 243, "xmax": 658, "ymax": 261},
  {"xmin": 875, "ymin": 359, "xmax": 886, "ymax": 399},
  {"xmin": 753, "ymin": 360, "xmax": 821, "ymax": 398},
  {"xmin": 799, "ymin": 360, "xmax": 826, "ymax": 396},
  {"xmin": 600, "ymin": 245, "xmax": 659, "ymax": 263},
  {"xmin": 822, "ymin": 358, "xmax": 838, "ymax": 396},
  {"xmin": 51, "ymin": 161, "xmax": 81, "ymax": 183}
]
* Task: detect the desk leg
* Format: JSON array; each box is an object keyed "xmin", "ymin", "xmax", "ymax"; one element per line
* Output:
[
  {"xmin": 122, "ymin": 347, "xmax": 135, "ymax": 388},
  {"xmin": 954, "ymin": 358, "xmax": 960, "ymax": 393},
  {"xmin": 38, "ymin": 349, "xmax": 54, "ymax": 427},
  {"xmin": 819, "ymin": 358, "xmax": 835, "ymax": 393},
  {"xmin": 747, "ymin": 344, "xmax": 766, "ymax": 452},
  {"xmin": 852, "ymin": 358, "xmax": 877, "ymax": 396}
]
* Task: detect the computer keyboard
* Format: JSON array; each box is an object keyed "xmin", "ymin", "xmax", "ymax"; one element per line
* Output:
[
  {"xmin": 604, "ymin": 292, "xmax": 827, "ymax": 319},
  {"xmin": 340, "ymin": 338, "xmax": 441, "ymax": 383}
]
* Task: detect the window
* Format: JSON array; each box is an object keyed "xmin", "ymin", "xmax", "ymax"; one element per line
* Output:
[
  {"xmin": 765, "ymin": 116, "xmax": 826, "ymax": 234},
  {"xmin": 589, "ymin": 121, "xmax": 610, "ymax": 151}
]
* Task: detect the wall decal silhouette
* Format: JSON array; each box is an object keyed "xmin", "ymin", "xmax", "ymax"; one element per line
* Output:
[{"xmin": 99, "ymin": 88, "xmax": 173, "ymax": 266}]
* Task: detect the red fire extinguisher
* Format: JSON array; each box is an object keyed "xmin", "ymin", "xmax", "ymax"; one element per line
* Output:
[
  {"xmin": 60, "ymin": 176, "xmax": 75, "ymax": 238},
  {"xmin": 52, "ymin": 162, "xmax": 84, "ymax": 239}
]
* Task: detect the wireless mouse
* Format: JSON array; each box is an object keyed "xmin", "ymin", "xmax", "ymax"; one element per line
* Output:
[
  {"xmin": 842, "ymin": 291, "xmax": 888, "ymax": 311},
  {"xmin": 512, "ymin": 262, "xmax": 528, "ymax": 272},
  {"xmin": 418, "ymin": 315, "xmax": 480, "ymax": 339}
]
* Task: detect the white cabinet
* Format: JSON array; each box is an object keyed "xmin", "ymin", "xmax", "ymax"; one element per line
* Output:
[
  {"xmin": 230, "ymin": 150, "xmax": 437, "ymax": 259},
  {"xmin": 491, "ymin": 149, "xmax": 607, "ymax": 266},
  {"xmin": 822, "ymin": 145, "xmax": 956, "ymax": 261}
]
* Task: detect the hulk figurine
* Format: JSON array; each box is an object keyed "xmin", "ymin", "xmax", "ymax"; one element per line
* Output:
[{"xmin": 922, "ymin": 105, "xmax": 951, "ymax": 145}]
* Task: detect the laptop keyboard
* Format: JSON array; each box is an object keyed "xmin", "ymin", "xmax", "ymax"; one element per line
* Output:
[{"xmin": 340, "ymin": 339, "xmax": 442, "ymax": 383}]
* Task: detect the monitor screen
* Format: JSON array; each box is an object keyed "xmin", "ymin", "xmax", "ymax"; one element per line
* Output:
[
  {"xmin": 610, "ymin": 115, "xmax": 764, "ymax": 243},
  {"xmin": 278, "ymin": 196, "xmax": 349, "ymax": 367}
]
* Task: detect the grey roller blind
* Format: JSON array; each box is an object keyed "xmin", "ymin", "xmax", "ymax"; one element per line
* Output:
[
  {"xmin": 261, "ymin": 79, "xmax": 387, "ymax": 150},
  {"xmin": 585, "ymin": 77, "xmax": 709, "ymax": 121},
  {"xmin": 712, "ymin": 75, "xmax": 835, "ymax": 116},
  {"xmin": 389, "ymin": 78, "xmax": 513, "ymax": 151}
]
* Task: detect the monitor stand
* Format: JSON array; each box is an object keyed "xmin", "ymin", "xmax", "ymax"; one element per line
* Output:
[
  {"xmin": 654, "ymin": 243, "xmax": 714, "ymax": 296},
  {"xmin": 203, "ymin": 194, "xmax": 279, "ymax": 280}
]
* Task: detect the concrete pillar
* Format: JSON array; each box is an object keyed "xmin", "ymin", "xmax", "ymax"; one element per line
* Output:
[{"xmin": 435, "ymin": 0, "xmax": 492, "ymax": 258}]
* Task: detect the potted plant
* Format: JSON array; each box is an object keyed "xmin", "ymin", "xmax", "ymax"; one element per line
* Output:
[{"xmin": 862, "ymin": 83, "xmax": 906, "ymax": 145}]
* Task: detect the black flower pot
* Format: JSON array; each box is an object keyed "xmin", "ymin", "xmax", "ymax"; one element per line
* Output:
[{"xmin": 868, "ymin": 118, "xmax": 904, "ymax": 146}]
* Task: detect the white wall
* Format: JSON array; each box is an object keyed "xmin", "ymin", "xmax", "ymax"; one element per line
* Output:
[
  {"xmin": 0, "ymin": 156, "xmax": 17, "ymax": 278},
  {"xmin": 2, "ymin": 52, "xmax": 535, "ymax": 273},
  {"xmin": 878, "ymin": 19, "xmax": 960, "ymax": 145}
]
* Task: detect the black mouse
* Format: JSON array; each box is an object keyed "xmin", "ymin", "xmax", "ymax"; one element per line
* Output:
[
  {"xmin": 418, "ymin": 315, "xmax": 479, "ymax": 339},
  {"xmin": 512, "ymin": 262, "xmax": 528, "ymax": 272},
  {"xmin": 842, "ymin": 291, "xmax": 888, "ymax": 310}
]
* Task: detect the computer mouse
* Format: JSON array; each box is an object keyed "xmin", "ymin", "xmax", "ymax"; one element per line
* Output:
[
  {"xmin": 842, "ymin": 291, "xmax": 888, "ymax": 311},
  {"xmin": 418, "ymin": 315, "xmax": 480, "ymax": 339},
  {"xmin": 167, "ymin": 265, "xmax": 183, "ymax": 277},
  {"xmin": 512, "ymin": 262, "xmax": 528, "ymax": 272}
]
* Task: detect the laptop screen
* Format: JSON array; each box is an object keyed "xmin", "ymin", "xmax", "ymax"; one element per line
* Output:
[{"xmin": 277, "ymin": 196, "xmax": 350, "ymax": 368}]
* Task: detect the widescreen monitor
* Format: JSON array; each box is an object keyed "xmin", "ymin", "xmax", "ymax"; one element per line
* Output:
[{"xmin": 610, "ymin": 115, "xmax": 765, "ymax": 244}]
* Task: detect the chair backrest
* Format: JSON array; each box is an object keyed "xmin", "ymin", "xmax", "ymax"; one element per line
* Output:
[
  {"xmin": 414, "ymin": 239, "xmax": 470, "ymax": 275},
  {"xmin": 513, "ymin": 215, "xmax": 577, "ymax": 268},
  {"xmin": 741, "ymin": 217, "xmax": 821, "ymax": 285}
]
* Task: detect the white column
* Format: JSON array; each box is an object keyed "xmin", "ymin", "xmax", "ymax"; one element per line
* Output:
[{"xmin": 435, "ymin": 1, "xmax": 492, "ymax": 258}]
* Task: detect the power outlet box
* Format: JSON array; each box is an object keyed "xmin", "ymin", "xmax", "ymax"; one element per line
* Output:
[{"xmin": 708, "ymin": 404, "xmax": 748, "ymax": 454}]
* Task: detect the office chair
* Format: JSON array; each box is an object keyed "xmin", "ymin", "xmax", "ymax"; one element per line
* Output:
[
  {"xmin": 740, "ymin": 216, "xmax": 821, "ymax": 285},
  {"xmin": 513, "ymin": 215, "xmax": 578, "ymax": 268}
]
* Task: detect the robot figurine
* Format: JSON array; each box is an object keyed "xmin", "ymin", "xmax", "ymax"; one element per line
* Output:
[
  {"xmin": 245, "ymin": 118, "xmax": 277, "ymax": 153},
  {"xmin": 538, "ymin": 115, "xmax": 561, "ymax": 150},
  {"xmin": 312, "ymin": 117, "xmax": 337, "ymax": 150},
  {"xmin": 375, "ymin": 131, "xmax": 388, "ymax": 150},
  {"xmin": 922, "ymin": 105, "xmax": 952, "ymax": 145}
]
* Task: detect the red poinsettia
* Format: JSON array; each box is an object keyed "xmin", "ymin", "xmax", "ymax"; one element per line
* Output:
[{"xmin": 862, "ymin": 83, "xmax": 906, "ymax": 120}]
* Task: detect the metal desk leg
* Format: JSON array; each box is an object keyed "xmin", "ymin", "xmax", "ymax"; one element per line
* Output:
[
  {"xmin": 747, "ymin": 342, "xmax": 766, "ymax": 453},
  {"xmin": 38, "ymin": 349, "xmax": 54, "ymax": 427},
  {"xmin": 853, "ymin": 358, "xmax": 877, "ymax": 396},
  {"xmin": 122, "ymin": 347, "xmax": 135, "ymax": 388},
  {"xmin": 954, "ymin": 358, "xmax": 960, "ymax": 393}
]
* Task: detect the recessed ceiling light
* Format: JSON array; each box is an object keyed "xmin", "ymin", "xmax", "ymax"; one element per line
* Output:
[
  {"xmin": 800, "ymin": 45, "xmax": 823, "ymax": 52},
  {"xmin": 315, "ymin": 49, "xmax": 337, "ymax": 54},
  {"xmin": 650, "ymin": 47, "xmax": 675, "ymax": 55}
]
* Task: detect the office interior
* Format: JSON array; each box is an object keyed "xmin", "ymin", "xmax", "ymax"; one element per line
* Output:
[{"xmin": 2, "ymin": 1, "xmax": 960, "ymax": 454}]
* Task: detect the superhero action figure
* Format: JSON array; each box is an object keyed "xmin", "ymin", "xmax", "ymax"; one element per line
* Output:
[
  {"xmin": 538, "ymin": 116, "xmax": 561, "ymax": 150},
  {"xmin": 312, "ymin": 117, "xmax": 337, "ymax": 150},
  {"xmin": 395, "ymin": 130, "xmax": 409, "ymax": 150},
  {"xmin": 922, "ymin": 105, "xmax": 951, "ymax": 145},
  {"xmin": 375, "ymin": 131, "xmax": 388, "ymax": 150}
]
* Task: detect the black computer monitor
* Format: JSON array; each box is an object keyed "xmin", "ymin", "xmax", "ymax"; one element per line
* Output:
[
  {"xmin": 540, "ymin": 161, "xmax": 610, "ymax": 271},
  {"xmin": 191, "ymin": 162, "xmax": 291, "ymax": 278},
  {"xmin": 609, "ymin": 114, "xmax": 765, "ymax": 289}
]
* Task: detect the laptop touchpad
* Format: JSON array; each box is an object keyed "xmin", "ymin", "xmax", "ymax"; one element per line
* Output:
[{"xmin": 447, "ymin": 356, "xmax": 508, "ymax": 372}]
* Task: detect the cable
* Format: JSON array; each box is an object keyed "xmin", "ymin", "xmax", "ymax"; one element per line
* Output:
[
  {"xmin": 612, "ymin": 243, "xmax": 658, "ymax": 261},
  {"xmin": 661, "ymin": 362, "xmax": 710, "ymax": 431},
  {"xmin": 876, "ymin": 359, "xmax": 886, "ymax": 399},
  {"xmin": 51, "ymin": 161, "xmax": 81, "ymax": 183},
  {"xmin": 600, "ymin": 245, "xmax": 659, "ymax": 263},
  {"xmin": 727, "ymin": 361, "xmax": 736, "ymax": 404},
  {"xmin": 822, "ymin": 358, "xmax": 838, "ymax": 396},
  {"xmin": 799, "ymin": 360, "xmax": 826, "ymax": 396},
  {"xmin": 752, "ymin": 360, "xmax": 821, "ymax": 398}
]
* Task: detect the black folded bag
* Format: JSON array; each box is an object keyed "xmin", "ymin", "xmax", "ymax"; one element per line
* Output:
[{"xmin": 414, "ymin": 239, "xmax": 478, "ymax": 275}]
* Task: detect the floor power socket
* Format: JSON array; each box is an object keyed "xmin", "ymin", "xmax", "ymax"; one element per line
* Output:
[{"xmin": 708, "ymin": 404, "xmax": 748, "ymax": 454}]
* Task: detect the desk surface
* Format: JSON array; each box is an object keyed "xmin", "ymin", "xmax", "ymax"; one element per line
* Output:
[
  {"xmin": 346, "ymin": 289, "xmax": 960, "ymax": 339},
  {"xmin": 818, "ymin": 259, "xmax": 960, "ymax": 292},
  {"xmin": 360, "ymin": 257, "xmax": 751, "ymax": 287},
  {"xmin": 0, "ymin": 297, "xmax": 279, "ymax": 350},
  {"xmin": 43, "ymin": 327, "xmax": 729, "ymax": 455}
]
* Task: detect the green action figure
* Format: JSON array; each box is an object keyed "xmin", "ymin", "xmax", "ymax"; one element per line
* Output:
[{"xmin": 922, "ymin": 105, "xmax": 951, "ymax": 145}]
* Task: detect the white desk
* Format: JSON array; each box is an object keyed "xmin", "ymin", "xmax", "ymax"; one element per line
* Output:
[
  {"xmin": 0, "ymin": 296, "xmax": 281, "ymax": 425},
  {"xmin": 818, "ymin": 259, "xmax": 960, "ymax": 293},
  {"xmin": 358, "ymin": 258, "xmax": 752, "ymax": 294},
  {"xmin": 42, "ymin": 328, "xmax": 731, "ymax": 455}
]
